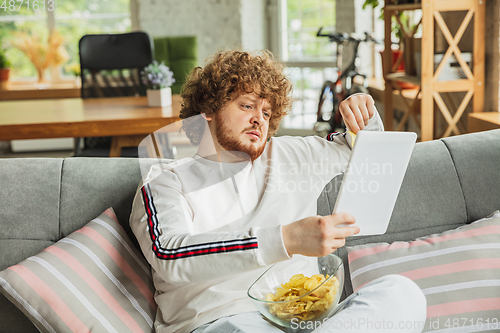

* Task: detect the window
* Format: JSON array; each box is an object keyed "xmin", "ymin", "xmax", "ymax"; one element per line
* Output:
[
  {"xmin": 271, "ymin": 0, "xmax": 337, "ymax": 133},
  {"xmin": 283, "ymin": 0, "xmax": 336, "ymax": 62},
  {"xmin": 271, "ymin": 0, "xmax": 380, "ymax": 133},
  {"xmin": 0, "ymin": 0, "xmax": 131, "ymax": 79}
]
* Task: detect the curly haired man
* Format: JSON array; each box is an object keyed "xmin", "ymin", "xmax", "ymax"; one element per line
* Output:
[{"xmin": 130, "ymin": 50, "xmax": 426, "ymax": 333}]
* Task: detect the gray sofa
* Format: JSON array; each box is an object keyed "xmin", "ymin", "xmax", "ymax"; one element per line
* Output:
[{"xmin": 1, "ymin": 129, "xmax": 499, "ymax": 332}]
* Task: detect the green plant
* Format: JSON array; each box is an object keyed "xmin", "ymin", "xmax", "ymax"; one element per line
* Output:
[
  {"xmin": 363, "ymin": 0, "xmax": 421, "ymax": 42},
  {"xmin": 363, "ymin": 0, "xmax": 380, "ymax": 9},
  {"xmin": 0, "ymin": 49, "xmax": 10, "ymax": 69},
  {"xmin": 64, "ymin": 63, "xmax": 81, "ymax": 76}
]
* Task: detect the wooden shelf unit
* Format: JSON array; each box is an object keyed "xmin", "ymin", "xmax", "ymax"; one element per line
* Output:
[
  {"xmin": 385, "ymin": 73, "xmax": 421, "ymax": 86},
  {"xmin": 383, "ymin": 0, "xmax": 485, "ymax": 141},
  {"xmin": 468, "ymin": 112, "xmax": 500, "ymax": 133},
  {"xmin": 385, "ymin": 3, "xmax": 422, "ymax": 11}
]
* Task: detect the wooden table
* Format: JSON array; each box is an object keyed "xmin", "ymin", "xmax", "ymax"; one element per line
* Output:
[
  {"xmin": 0, "ymin": 95, "xmax": 182, "ymax": 157},
  {"xmin": 468, "ymin": 112, "xmax": 500, "ymax": 133}
]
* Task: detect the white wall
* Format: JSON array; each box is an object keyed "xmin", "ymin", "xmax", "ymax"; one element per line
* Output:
[
  {"xmin": 336, "ymin": 0, "xmax": 355, "ymax": 33},
  {"xmin": 336, "ymin": 0, "xmax": 376, "ymax": 80},
  {"xmin": 137, "ymin": 0, "xmax": 268, "ymax": 64},
  {"xmin": 240, "ymin": 0, "xmax": 268, "ymax": 51},
  {"xmin": 354, "ymin": 0, "xmax": 375, "ymax": 78}
]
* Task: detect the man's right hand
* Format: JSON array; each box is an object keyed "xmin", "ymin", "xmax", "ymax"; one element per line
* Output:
[{"xmin": 282, "ymin": 213, "xmax": 359, "ymax": 257}]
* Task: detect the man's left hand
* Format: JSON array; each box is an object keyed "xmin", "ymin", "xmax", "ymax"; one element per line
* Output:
[{"xmin": 338, "ymin": 93, "xmax": 376, "ymax": 134}]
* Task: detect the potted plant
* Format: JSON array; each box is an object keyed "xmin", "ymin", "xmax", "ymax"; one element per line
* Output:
[
  {"xmin": 364, "ymin": 0, "xmax": 421, "ymax": 87},
  {"xmin": 64, "ymin": 63, "xmax": 81, "ymax": 87},
  {"xmin": 0, "ymin": 47, "xmax": 10, "ymax": 89},
  {"xmin": 141, "ymin": 61, "xmax": 175, "ymax": 107}
]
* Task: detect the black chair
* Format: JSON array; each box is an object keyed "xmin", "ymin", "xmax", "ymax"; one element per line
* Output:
[
  {"xmin": 79, "ymin": 32, "xmax": 153, "ymax": 98},
  {"xmin": 76, "ymin": 32, "xmax": 160, "ymax": 157}
]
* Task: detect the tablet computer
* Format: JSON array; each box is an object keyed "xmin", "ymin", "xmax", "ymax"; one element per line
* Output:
[{"xmin": 333, "ymin": 131, "xmax": 417, "ymax": 236}]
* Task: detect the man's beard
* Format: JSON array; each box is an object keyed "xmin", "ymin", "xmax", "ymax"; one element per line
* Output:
[{"xmin": 214, "ymin": 113, "xmax": 266, "ymax": 161}]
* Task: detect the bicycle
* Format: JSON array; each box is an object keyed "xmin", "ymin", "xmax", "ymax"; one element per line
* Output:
[{"xmin": 315, "ymin": 28, "xmax": 379, "ymax": 135}]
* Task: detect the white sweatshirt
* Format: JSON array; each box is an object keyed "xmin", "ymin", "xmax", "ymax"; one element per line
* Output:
[{"xmin": 129, "ymin": 112, "xmax": 384, "ymax": 333}]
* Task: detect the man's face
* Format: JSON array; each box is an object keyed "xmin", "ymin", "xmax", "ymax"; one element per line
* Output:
[{"xmin": 207, "ymin": 92, "xmax": 272, "ymax": 161}]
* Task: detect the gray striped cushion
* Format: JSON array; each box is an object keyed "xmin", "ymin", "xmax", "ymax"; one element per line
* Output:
[
  {"xmin": 0, "ymin": 208, "xmax": 156, "ymax": 333},
  {"xmin": 347, "ymin": 211, "xmax": 500, "ymax": 333}
]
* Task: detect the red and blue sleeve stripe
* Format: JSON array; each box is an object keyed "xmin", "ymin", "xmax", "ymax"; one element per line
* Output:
[
  {"xmin": 326, "ymin": 132, "xmax": 345, "ymax": 141},
  {"xmin": 140, "ymin": 183, "xmax": 258, "ymax": 260}
]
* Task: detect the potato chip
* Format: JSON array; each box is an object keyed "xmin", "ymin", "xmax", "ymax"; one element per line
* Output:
[
  {"xmin": 266, "ymin": 293, "xmax": 277, "ymax": 302},
  {"xmin": 266, "ymin": 273, "xmax": 339, "ymax": 322},
  {"xmin": 304, "ymin": 274, "xmax": 326, "ymax": 291}
]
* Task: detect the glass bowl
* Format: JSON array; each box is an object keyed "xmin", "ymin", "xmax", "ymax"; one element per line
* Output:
[{"xmin": 247, "ymin": 254, "xmax": 344, "ymax": 328}]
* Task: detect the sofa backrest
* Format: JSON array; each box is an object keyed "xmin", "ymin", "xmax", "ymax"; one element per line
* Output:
[
  {"xmin": 1, "ymin": 158, "xmax": 143, "ymax": 271},
  {"xmin": 318, "ymin": 129, "xmax": 500, "ymax": 298},
  {"xmin": 0, "ymin": 158, "xmax": 147, "ymax": 332}
]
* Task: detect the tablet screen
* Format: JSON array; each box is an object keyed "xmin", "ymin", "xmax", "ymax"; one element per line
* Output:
[{"xmin": 333, "ymin": 131, "xmax": 417, "ymax": 236}]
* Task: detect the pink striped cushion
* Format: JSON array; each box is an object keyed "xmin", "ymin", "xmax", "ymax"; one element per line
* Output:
[
  {"xmin": 0, "ymin": 208, "xmax": 157, "ymax": 333},
  {"xmin": 347, "ymin": 211, "xmax": 500, "ymax": 332}
]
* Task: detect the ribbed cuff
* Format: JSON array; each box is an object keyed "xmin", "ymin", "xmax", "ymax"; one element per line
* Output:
[
  {"xmin": 365, "ymin": 111, "xmax": 384, "ymax": 132},
  {"xmin": 255, "ymin": 224, "xmax": 291, "ymax": 265}
]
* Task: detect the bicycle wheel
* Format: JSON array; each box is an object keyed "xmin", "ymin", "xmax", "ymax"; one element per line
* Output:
[{"xmin": 317, "ymin": 80, "xmax": 343, "ymax": 132}]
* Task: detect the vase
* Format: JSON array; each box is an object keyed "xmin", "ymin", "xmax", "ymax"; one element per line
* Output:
[
  {"xmin": 50, "ymin": 66, "xmax": 64, "ymax": 84},
  {"xmin": 147, "ymin": 88, "xmax": 172, "ymax": 107},
  {"xmin": 36, "ymin": 67, "xmax": 47, "ymax": 83},
  {"xmin": 403, "ymin": 36, "xmax": 417, "ymax": 76},
  {"xmin": 34, "ymin": 67, "xmax": 51, "ymax": 89},
  {"xmin": 0, "ymin": 68, "xmax": 10, "ymax": 89}
]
